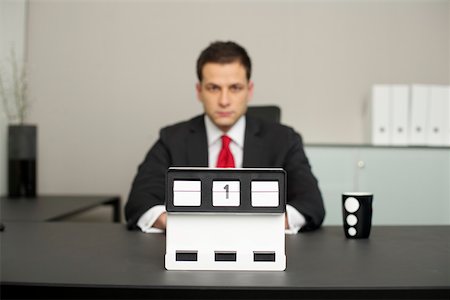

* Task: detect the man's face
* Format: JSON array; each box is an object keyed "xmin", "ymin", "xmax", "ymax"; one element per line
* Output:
[{"xmin": 196, "ymin": 62, "xmax": 253, "ymax": 132}]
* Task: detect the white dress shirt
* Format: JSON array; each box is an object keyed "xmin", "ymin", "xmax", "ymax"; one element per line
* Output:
[
  {"xmin": 137, "ymin": 115, "xmax": 306, "ymax": 234},
  {"xmin": 205, "ymin": 114, "xmax": 245, "ymax": 168}
]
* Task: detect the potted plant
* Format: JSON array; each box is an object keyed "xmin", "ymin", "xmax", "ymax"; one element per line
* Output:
[{"xmin": 0, "ymin": 49, "xmax": 37, "ymax": 198}]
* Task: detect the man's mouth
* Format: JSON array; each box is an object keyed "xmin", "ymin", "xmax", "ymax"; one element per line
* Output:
[{"xmin": 216, "ymin": 111, "xmax": 233, "ymax": 117}]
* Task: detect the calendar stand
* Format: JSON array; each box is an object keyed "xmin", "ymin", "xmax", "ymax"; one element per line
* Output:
[{"xmin": 165, "ymin": 167, "xmax": 286, "ymax": 271}]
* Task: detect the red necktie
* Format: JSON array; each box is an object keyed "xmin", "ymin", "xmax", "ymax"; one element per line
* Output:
[{"xmin": 216, "ymin": 135, "xmax": 235, "ymax": 168}]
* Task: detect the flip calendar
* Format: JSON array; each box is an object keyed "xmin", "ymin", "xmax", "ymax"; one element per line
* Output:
[{"xmin": 165, "ymin": 167, "xmax": 286, "ymax": 271}]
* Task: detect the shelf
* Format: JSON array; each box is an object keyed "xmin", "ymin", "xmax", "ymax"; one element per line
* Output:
[{"xmin": 305, "ymin": 143, "xmax": 450, "ymax": 150}]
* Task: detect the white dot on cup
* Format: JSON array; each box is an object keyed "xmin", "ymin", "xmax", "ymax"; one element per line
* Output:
[
  {"xmin": 346, "ymin": 214, "xmax": 358, "ymax": 226},
  {"xmin": 344, "ymin": 197, "xmax": 360, "ymax": 213},
  {"xmin": 348, "ymin": 227, "xmax": 357, "ymax": 236}
]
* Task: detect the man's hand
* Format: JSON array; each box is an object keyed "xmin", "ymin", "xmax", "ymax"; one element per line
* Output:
[{"xmin": 153, "ymin": 212, "xmax": 167, "ymax": 230}]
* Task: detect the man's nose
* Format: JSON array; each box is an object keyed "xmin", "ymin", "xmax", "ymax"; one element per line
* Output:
[{"xmin": 219, "ymin": 90, "xmax": 231, "ymax": 107}]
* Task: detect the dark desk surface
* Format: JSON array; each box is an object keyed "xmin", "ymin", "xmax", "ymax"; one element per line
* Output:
[
  {"xmin": 0, "ymin": 195, "xmax": 121, "ymax": 222},
  {"xmin": 1, "ymin": 223, "xmax": 449, "ymax": 299}
]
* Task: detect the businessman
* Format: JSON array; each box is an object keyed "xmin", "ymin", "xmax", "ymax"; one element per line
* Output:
[{"xmin": 125, "ymin": 41, "xmax": 325, "ymax": 233}]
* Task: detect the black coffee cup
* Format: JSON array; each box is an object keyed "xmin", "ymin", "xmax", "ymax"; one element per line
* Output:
[{"xmin": 342, "ymin": 193, "xmax": 373, "ymax": 239}]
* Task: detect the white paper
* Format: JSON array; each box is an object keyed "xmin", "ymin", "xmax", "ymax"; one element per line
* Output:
[
  {"xmin": 173, "ymin": 180, "xmax": 201, "ymax": 206},
  {"xmin": 251, "ymin": 181, "xmax": 279, "ymax": 207}
]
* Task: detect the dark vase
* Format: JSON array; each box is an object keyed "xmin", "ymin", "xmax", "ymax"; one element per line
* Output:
[{"xmin": 8, "ymin": 125, "xmax": 37, "ymax": 198}]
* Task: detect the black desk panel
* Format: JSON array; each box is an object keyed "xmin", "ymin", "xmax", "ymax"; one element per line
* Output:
[
  {"xmin": 1, "ymin": 223, "xmax": 448, "ymax": 299},
  {"xmin": 0, "ymin": 195, "xmax": 121, "ymax": 222}
]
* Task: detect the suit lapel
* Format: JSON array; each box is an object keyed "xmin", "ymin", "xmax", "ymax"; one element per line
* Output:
[
  {"xmin": 243, "ymin": 116, "xmax": 264, "ymax": 167},
  {"xmin": 187, "ymin": 115, "xmax": 208, "ymax": 166}
]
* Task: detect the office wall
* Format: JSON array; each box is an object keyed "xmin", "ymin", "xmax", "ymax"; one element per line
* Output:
[{"xmin": 24, "ymin": 0, "xmax": 449, "ymax": 218}]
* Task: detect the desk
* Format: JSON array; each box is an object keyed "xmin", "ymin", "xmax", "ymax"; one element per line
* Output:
[
  {"xmin": 1, "ymin": 223, "xmax": 449, "ymax": 299},
  {"xmin": 0, "ymin": 195, "xmax": 121, "ymax": 222}
]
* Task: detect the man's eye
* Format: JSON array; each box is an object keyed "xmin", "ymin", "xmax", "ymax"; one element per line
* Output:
[
  {"xmin": 230, "ymin": 85, "xmax": 243, "ymax": 92},
  {"xmin": 206, "ymin": 85, "xmax": 220, "ymax": 92}
]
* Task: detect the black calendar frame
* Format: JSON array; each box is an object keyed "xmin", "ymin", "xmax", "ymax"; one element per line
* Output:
[{"xmin": 166, "ymin": 168, "xmax": 286, "ymax": 213}]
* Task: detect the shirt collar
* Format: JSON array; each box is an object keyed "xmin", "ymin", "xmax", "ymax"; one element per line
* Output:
[{"xmin": 204, "ymin": 115, "xmax": 246, "ymax": 148}]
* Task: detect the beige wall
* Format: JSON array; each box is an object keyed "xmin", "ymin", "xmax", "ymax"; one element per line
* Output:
[{"xmin": 23, "ymin": 0, "xmax": 449, "ymax": 213}]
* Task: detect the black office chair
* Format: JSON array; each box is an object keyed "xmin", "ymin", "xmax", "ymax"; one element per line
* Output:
[{"xmin": 246, "ymin": 105, "xmax": 281, "ymax": 123}]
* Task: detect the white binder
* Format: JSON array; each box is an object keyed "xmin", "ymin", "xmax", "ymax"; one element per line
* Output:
[
  {"xmin": 409, "ymin": 85, "xmax": 429, "ymax": 145},
  {"xmin": 446, "ymin": 86, "xmax": 450, "ymax": 146},
  {"xmin": 426, "ymin": 85, "xmax": 448, "ymax": 146},
  {"xmin": 390, "ymin": 85, "xmax": 409, "ymax": 145},
  {"xmin": 371, "ymin": 85, "xmax": 391, "ymax": 145}
]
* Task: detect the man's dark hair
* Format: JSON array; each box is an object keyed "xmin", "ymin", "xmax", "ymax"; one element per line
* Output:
[{"xmin": 196, "ymin": 41, "xmax": 252, "ymax": 81}]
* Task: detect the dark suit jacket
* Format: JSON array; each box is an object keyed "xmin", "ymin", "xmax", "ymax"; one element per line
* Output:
[{"xmin": 125, "ymin": 114, "xmax": 325, "ymax": 231}]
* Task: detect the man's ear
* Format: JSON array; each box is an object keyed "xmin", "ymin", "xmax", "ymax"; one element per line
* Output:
[
  {"xmin": 196, "ymin": 82, "xmax": 202, "ymax": 101},
  {"xmin": 247, "ymin": 80, "xmax": 255, "ymax": 103}
]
